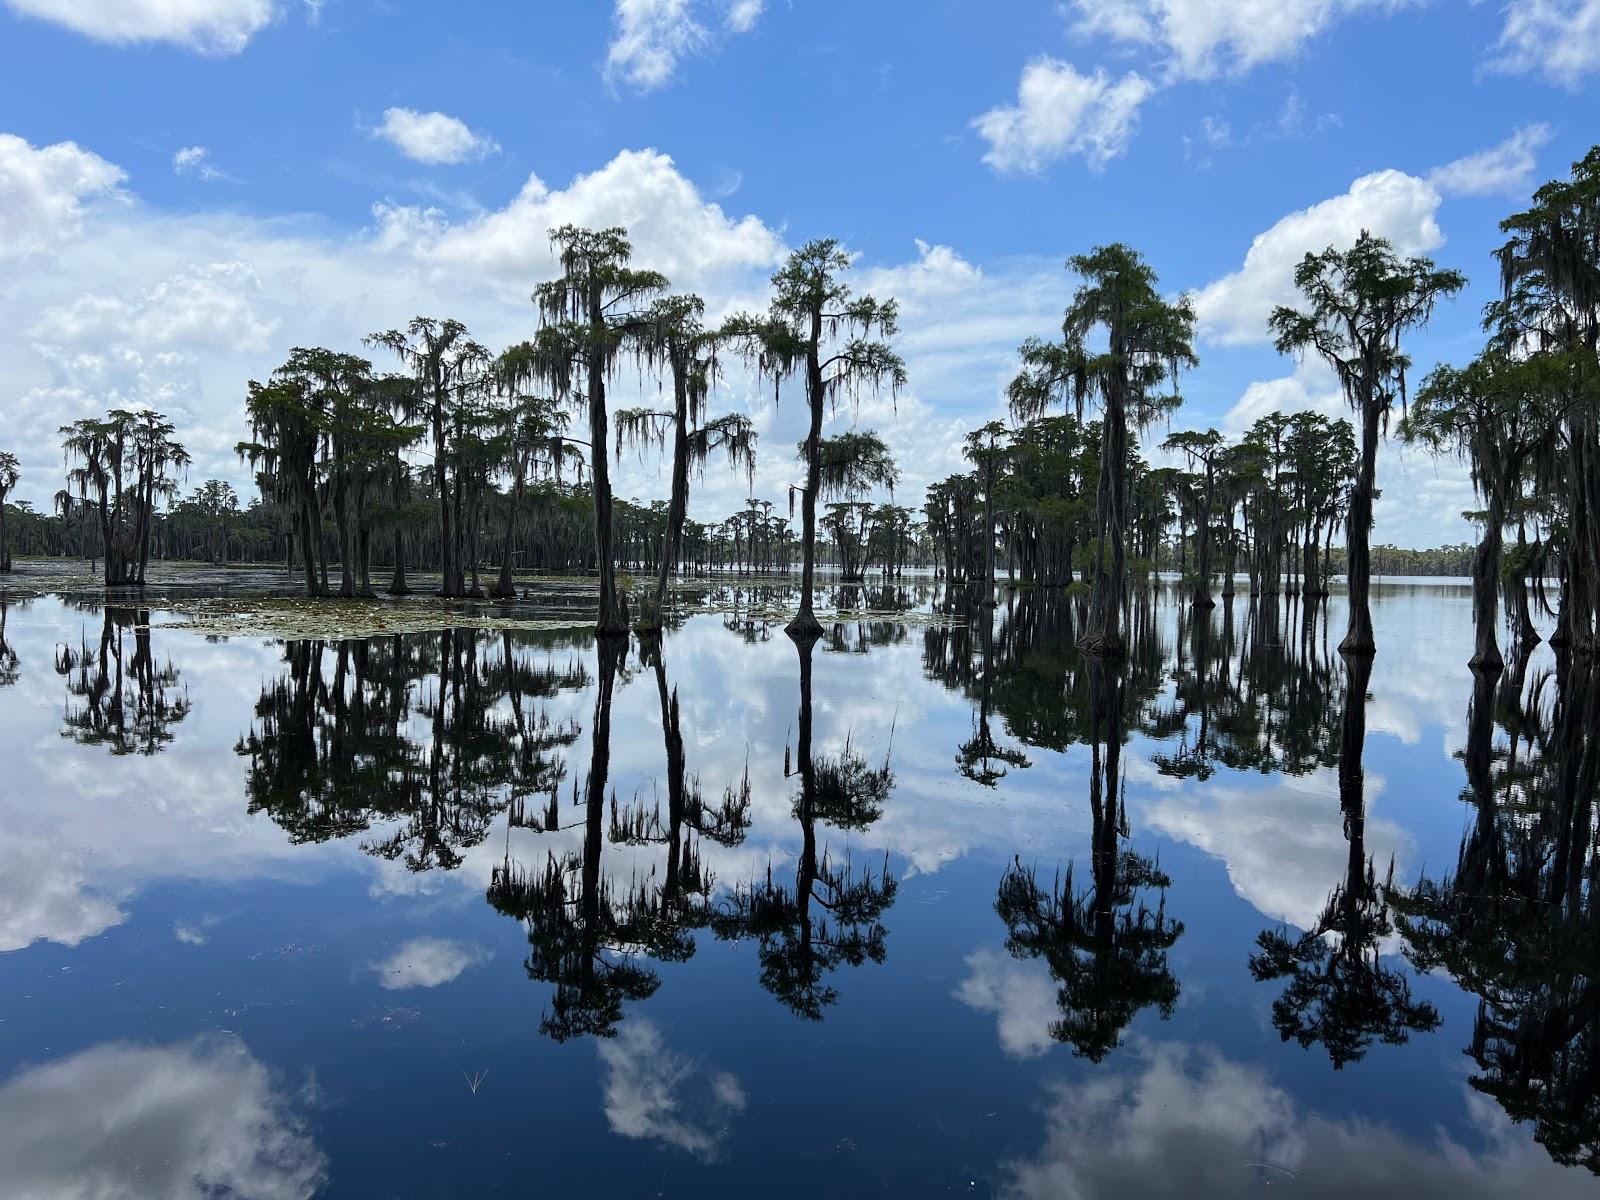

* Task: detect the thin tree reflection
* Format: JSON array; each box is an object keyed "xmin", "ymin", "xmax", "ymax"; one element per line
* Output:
[
  {"xmin": 1394, "ymin": 657, "xmax": 1600, "ymax": 1172},
  {"xmin": 715, "ymin": 633, "xmax": 898, "ymax": 1020},
  {"xmin": 490, "ymin": 638, "xmax": 752, "ymax": 1039},
  {"xmin": 0, "ymin": 597, "xmax": 20, "ymax": 689},
  {"xmin": 1249, "ymin": 651, "xmax": 1440, "ymax": 1068},
  {"xmin": 995, "ymin": 657, "xmax": 1183, "ymax": 1062},
  {"xmin": 957, "ymin": 601, "xmax": 1030, "ymax": 786},
  {"xmin": 58, "ymin": 606, "xmax": 190, "ymax": 755}
]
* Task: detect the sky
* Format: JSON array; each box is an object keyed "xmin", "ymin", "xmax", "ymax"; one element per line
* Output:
[{"xmin": 0, "ymin": 0, "xmax": 1596, "ymax": 548}]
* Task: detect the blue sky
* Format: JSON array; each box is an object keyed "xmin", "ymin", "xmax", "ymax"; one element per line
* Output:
[{"xmin": 1, "ymin": 0, "xmax": 1597, "ymax": 545}]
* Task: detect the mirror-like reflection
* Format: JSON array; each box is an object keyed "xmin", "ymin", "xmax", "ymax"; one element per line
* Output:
[
  {"xmin": 57, "ymin": 606, "xmax": 191, "ymax": 755},
  {"xmin": 996, "ymin": 653, "xmax": 1183, "ymax": 1062},
  {"xmin": 1395, "ymin": 654, "xmax": 1600, "ymax": 1172},
  {"xmin": 0, "ymin": 579, "xmax": 1595, "ymax": 1194},
  {"xmin": 713, "ymin": 634, "xmax": 898, "ymax": 1020},
  {"xmin": 1248, "ymin": 650, "xmax": 1441, "ymax": 1068}
]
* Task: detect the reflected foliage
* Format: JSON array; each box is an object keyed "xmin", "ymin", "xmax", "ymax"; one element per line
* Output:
[
  {"xmin": 1394, "ymin": 655, "xmax": 1600, "ymax": 1172},
  {"xmin": 237, "ymin": 629, "xmax": 586, "ymax": 867},
  {"xmin": 58, "ymin": 606, "xmax": 191, "ymax": 755},
  {"xmin": 1250, "ymin": 653, "xmax": 1440, "ymax": 1068},
  {"xmin": 0, "ymin": 598, "xmax": 21, "ymax": 689},
  {"xmin": 715, "ymin": 636, "xmax": 898, "ymax": 1020},
  {"xmin": 995, "ymin": 658, "xmax": 1183, "ymax": 1061},
  {"xmin": 491, "ymin": 639, "xmax": 752, "ymax": 1039}
]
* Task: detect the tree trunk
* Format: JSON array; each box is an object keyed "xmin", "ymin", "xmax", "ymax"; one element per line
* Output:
[
  {"xmin": 787, "ymin": 317, "xmax": 826, "ymax": 640},
  {"xmin": 1081, "ymin": 395, "xmax": 1128, "ymax": 655},
  {"xmin": 1341, "ymin": 399, "xmax": 1381, "ymax": 657},
  {"xmin": 431, "ymin": 375, "xmax": 456, "ymax": 598},
  {"xmin": 1469, "ymin": 505, "xmax": 1504, "ymax": 672},
  {"xmin": 590, "ymin": 357, "xmax": 626, "ymax": 637}
]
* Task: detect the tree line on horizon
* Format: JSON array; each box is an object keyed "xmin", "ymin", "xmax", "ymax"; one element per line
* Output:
[{"xmin": 3, "ymin": 147, "xmax": 1600, "ymax": 662}]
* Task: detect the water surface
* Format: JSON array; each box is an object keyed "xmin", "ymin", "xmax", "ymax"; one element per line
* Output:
[{"xmin": 0, "ymin": 581, "xmax": 1594, "ymax": 1197}]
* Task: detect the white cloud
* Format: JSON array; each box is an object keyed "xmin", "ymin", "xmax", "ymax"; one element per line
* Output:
[
  {"xmin": 954, "ymin": 949, "xmax": 1060, "ymax": 1059},
  {"xmin": 0, "ymin": 132, "xmax": 125, "ymax": 260},
  {"xmin": 373, "ymin": 936, "xmax": 489, "ymax": 989},
  {"xmin": 597, "ymin": 1021, "xmax": 746, "ymax": 1159},
  {"xmin": 0, "ymin": 1036, "xmax": 326, "ymax": 1200},
  {"xmin": 374, "ymin": 107, "xmax": 500, "ymax": 166},
  {"xmin": 1068, "ymin": 0, "xmax": 1409, "ymax": 81},
  {"xmin": 974, "ymin": 57, "xmax": 1154, "ymax": 173},
  {"xmin": 4, "ymin": 0, "xmax": 277, "ymax": 54},
  {"xmin": 173, "ymin": 145, "xmax": 223, "ymax": 181},
  {"xmin": 1004, "ymin": 1042, "xmax": 1594, "ymax": 1198},
  {"xmin": 0, "ymin": 835, "xmax": 126, "ymax": 952},
  {"xmin": 376, "ymin": 147, "xmax": 785, "ymax": 286},
  {"xmin": 1223, "ymin": 357, "xmax": 1345, "ymax": 435},
  {"xmin": 1491, "ymin": 0, "xmax": 1600, "ymax": 86},
  {"xmin": 34, "ymin": 261, "xmax": 279, "ymax": 352},
  {"xmin": 860, "ymin": 239, "xmax": 984, "ymax": 304},
  {"xmin": 725, "ymin": 0, "xmax": 763, "ymax": 34},
  {"xmin": 606, "ymin": 0, "xmax": 763, "ymax": 91},
  {"xmin": 1428, "ymin": 124, "xmax": 1553, "ymax": 197},
  {"xmin": 1190, "ymin": 169, "xmax": 1444, "ymax": 345},
  {"xmin": 1142, "ymin": 769, "xmax": 1413, "ymax": 932}
]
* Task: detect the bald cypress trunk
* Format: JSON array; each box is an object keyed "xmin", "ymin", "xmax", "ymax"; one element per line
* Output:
[
  {"xmin": 788, "ymin": 310, "xmax": 826, "ymax": 640},
  {"xmin": 1341, "ymin": 399, "xmax": 1381, "ymax": 657}
]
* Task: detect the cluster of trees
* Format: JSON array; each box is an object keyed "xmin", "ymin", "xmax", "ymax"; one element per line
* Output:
[
  {"xmin": 925, "ymin": 234, "xmax": 1457, "ymax": 661},
  {"xmin": 1404, "ymin": 147, "xmax": 1600, "ymax": 669},
  {"xmin": 5, "ymin": 148, "xmax": 1600, "ymax": 670},
  {"xmin": 930, "ymin": 406, "xmax": 1359, "ymax": 610},
  {"xmin": 0, "ymin": 229, "xmax": 916, "ymax": 636}
]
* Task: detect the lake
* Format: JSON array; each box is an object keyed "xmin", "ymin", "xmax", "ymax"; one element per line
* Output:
[{"xmin": 0, "ymin": 579, "xmax": 1594, "ymax": 1198}]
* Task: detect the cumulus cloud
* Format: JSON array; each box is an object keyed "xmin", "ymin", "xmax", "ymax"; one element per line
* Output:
[
  {"xmin": 1068, "ymin": 0, "xmax": 1409, "ymax": 81},
  {"xmin": 375, "ymin": 147, "xmax": 785, "ymax": 285},
  {"xmin": 0, "ymin": 835, "xmax": 126, "ymax": 952},
  {"xmin": 954, "ymin": 949, "xmax": 1060, "ymax": 1059},
  {"xmin": 1491, "ymin": 0, "xmax": 1600, "ymax": 87},
  {"xmin": 373, "ymin": 107, "xmax": 500, "ymax": 166},
  {"xmin": 1190, "ymin": 169, "xmax": 1444, "ymax": 345},
  {"xmin": 605, "ymin": 0, "xmax": 763, "ymax": 92},
  {"xmin": 1428, "ymin": 124, "xmax": 1553, "ymax": 198},
  {"xmin": 0, "ymin": 1036, "xmax": 326, "ymax": 1200},
  {"xmin": 34, "ymin": 261, "xmax": 279, "ymax": 352},
  {"xmin": 1003, "ymin": 1042, "xmax": 1591, "ymax": 1198},
  {"xmin": 974, "ymin": 58, "xmax": 1153, "ymax": 173},
  {"xmin": 1141, "ymin": 769, "xmax": 1413, "ymax": 933},
  {"xmin": 373, "ymin": 936, "xmax": 489, "ymax": 989},
  {"xmin": 0, "ymin": 132, "xmax": 125, "ymax": 260},
  {"xmin": 1222, "ymin": 357, "xmax": 1346, "ymax": 435},
  {"xmin": 597, "ymin": 1021, "xmax": 747, "ymax": 1159},
  {"xmin": 3, "ymin": 0, "xmax": 277, "ymax": 54}
]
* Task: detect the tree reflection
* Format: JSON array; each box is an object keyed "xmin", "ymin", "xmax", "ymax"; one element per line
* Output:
[
  {"xmin": 957, "ymin": 602, "xmax": 1030, "ymax": 786},
  {"xmin": 58, "ymin": 606, "xmax": 191, "ymax": 755},
  {"xmin": 995, "ymin": 657, "xmax": 1183, "ymax": 1062},
  {"xmin": 714, "ymin": 633, "xmax": 898, "ymax": 1019},
  {"xmin": 1393, "ymin": 656, "xmax": 1600, "ymax": 1172},
  {"xmin": 490, "ymin": 638, "xmax": 752, "ymax": 1040},
  {"xmin": 1249, "ymin": 651, "xmax": 1440, "ymax": 1068},
  {"xmin": 0, "ymin": 597, "xmax": 21, "ymax": 689},
  {"xmin": 238, "ymin": 629, "xmax": 585, "ymax": 866}
]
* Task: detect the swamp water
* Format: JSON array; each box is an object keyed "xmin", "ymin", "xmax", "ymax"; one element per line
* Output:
[{"xmin": 0, "ymin": 580, "xmax": 1595, "ymax": 1197}]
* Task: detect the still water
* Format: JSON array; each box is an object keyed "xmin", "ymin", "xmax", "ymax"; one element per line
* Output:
[{"xmin": 0, "ymin": 582, "xmax": 1594, "ymax": 1197}]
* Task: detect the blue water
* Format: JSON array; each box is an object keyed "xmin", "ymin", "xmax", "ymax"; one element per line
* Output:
[{"xmin": 0, "ymin": 582, "xmax": 1592, "ymax": 1198}]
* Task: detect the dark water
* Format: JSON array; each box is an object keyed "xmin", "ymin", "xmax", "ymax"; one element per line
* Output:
[{"xmin": 0, "ymin": 582, "xmax": 1595, "ymax": 1198}]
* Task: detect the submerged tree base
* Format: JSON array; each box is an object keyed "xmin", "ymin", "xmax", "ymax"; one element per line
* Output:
[
  {"xmin": 1076, "ymin": 632, "xmax": 1126, "ymax": 658},
  {"xmin": 786, "ymin": 611, "xmax": 824, "ymax": 639}
]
